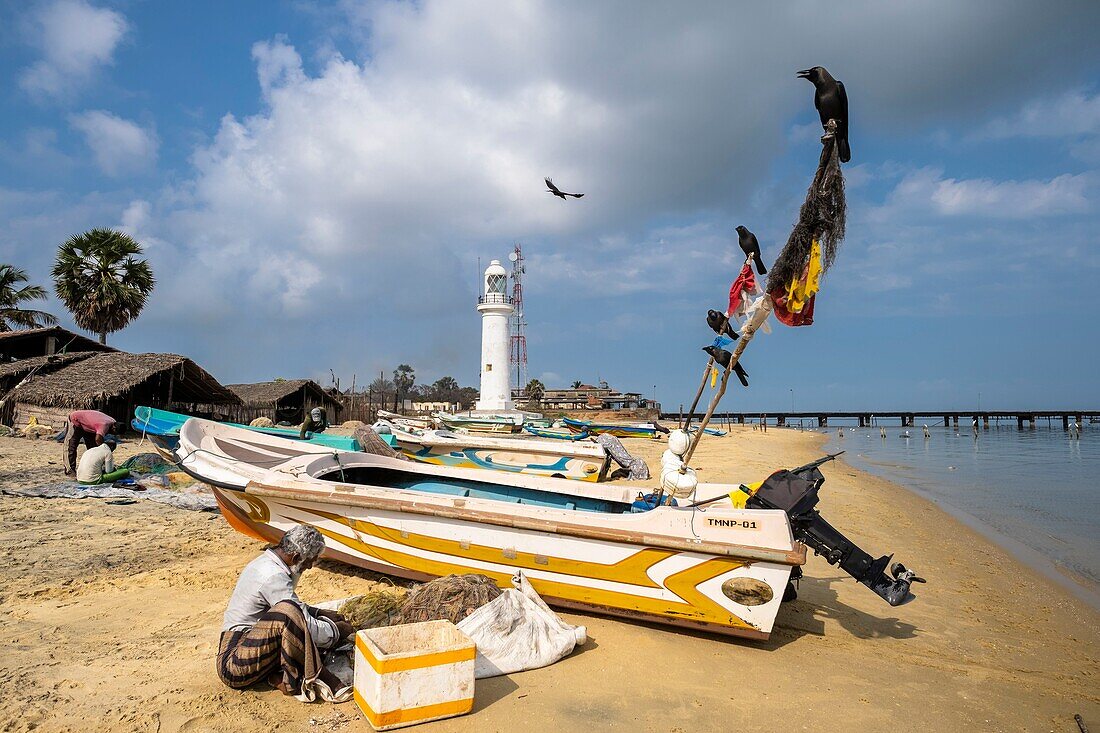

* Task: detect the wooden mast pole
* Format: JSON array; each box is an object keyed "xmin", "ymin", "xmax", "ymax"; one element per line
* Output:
[{"xmin": 682, "ymin": 254, "xmax": 753, "ymax": 432}]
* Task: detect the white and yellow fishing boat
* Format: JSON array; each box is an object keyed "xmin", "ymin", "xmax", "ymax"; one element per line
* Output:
[
  {"xmin": 375, "ymin": 419, "xmax": 610, "ymax": 482},
  {"xmin": 433, "ymin": 412, "xmax": 523, "ymax": 434},
  {"xmin": 176, "ymin": 419, "xmax": 922, "ymax": 640}
]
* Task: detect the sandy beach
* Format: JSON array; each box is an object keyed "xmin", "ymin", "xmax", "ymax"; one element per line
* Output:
[{"xmin": 1, "ymin": 427, "xmax": 1097, "ymax": 733}]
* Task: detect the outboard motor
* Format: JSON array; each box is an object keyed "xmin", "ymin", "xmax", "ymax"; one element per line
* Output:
[{"xmin": 746, "ymin": 456, "xmax": 926, "ymax": 606}]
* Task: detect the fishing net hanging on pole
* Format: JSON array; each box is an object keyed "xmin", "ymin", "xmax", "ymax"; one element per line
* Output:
[{"xmin": 766, "ymin": 121, "xmax": 847, "ymax": 292}]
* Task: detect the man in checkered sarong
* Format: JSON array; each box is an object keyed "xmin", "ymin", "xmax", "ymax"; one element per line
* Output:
[{"xmin": 217, "ymin": 525, "xmax": 355, "ymax": 701}]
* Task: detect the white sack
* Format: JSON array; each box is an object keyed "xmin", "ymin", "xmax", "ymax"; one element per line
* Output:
[{"xmin": 457, "ymin": 571, "xmax": 586, "ymax": 679}]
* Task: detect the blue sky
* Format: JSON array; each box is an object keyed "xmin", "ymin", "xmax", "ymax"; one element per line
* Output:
[{"xmin": 2, "ymin": 0, "xmax": 1099, "ymax": 411}]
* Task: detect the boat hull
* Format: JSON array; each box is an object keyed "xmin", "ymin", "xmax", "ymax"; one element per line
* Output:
[
  {"xmin": 438, "ymin": 418, "xmax": 521, "ymax": 434},
  {"xmin": 133, "ymin": 406, "xmax": 364, "ymax": 451},
  {"xmin": 379, "ymin": 421, "xmax": 609, "ymax": 482},
  {"xmin": 213, "ymin": 485, "xmax": 795, "ymax": 639},
  {"xmin": 563, "ymin": 418, "xmax": 657, "ymax": 439},
  {"xmin": 396, "ymin": 441, "xmax": 608, "ymax": 482}
]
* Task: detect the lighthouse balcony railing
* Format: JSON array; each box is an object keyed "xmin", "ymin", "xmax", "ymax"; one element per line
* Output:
[{"xmin": 478, "ymin": 293, "xmax": 514, "ymax": 305}]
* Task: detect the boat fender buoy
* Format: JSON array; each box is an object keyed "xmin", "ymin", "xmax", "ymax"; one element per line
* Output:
[
  {"xmin": 668, "ymin": 429, "xmax": 690, "ymax": 456},
  {"xmin": 660, "ymin": 464, "xmax": 698, "ymax": 498}
]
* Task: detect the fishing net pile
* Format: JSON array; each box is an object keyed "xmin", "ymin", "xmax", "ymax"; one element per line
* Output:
[
  {"xmin": 390, "ymin": 574, "xmax": 502, "ymax": 625},
  {"xmin": 119, "ymin": 452, "xmax": 176, "ymax": 474},
  {"xmin": 339, "ymin": 574, "xmax": 504, "ymax": 630},
  {"xmin": 340, "ymin": 587, "xmax": 405, "ymax": 629},
  {"xmin": 249, "ymin": 417, "xmax": 274, "ymax": 427}
]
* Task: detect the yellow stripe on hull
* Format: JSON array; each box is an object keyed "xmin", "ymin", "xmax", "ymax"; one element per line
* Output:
[{"xmin": 294, "ymin": 506, "xmax": 758, "ymax": 632}]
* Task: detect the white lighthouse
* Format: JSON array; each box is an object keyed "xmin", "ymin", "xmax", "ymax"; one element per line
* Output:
[{"xmin": 475, "ymin": 259, "xmax": 515, "ymax": 412}]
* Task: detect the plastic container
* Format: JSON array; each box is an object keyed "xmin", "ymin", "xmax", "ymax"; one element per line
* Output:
[{"xmin": 353, "ymin": 620, "xmax": 475, "ymax": 730}]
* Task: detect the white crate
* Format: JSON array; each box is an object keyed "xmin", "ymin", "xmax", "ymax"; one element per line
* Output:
[{"xmin": 353, "ymin": 620, "xmax": 475, "ymax": 730}]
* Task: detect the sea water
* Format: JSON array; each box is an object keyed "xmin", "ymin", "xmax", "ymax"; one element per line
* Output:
[{"xmin": 813, "ymin": 420, "xmax": 1100, "ymax": 608}]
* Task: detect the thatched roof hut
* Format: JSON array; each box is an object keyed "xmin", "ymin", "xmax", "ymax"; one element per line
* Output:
[
  {"xmin": 226, "ymin": 379, "xmax": 343, "ymax": 425},
  {"xmin": 0, "ymin": 351, "xmax": 98, "ymax": 394},
  {"xmin": 3, "ymin": 352, "xmax": 239, "ymax": 429},
  {"xmin": 0, "ymin": 326, "xmax": 117, "ymax": 362}
]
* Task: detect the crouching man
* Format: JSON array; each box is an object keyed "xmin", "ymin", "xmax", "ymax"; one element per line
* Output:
[
  {"xmin": 217, "ymin": 525, "xmax": 355, "ymax": 701},
  {"xmin": 76, "ymin": 436, "xmax": 130, "ymax": 485}
]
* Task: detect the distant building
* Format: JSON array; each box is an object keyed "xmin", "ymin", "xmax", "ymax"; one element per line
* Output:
[
  {"xmin": 226, "ymin": 379, "xmax": 345, "ymax": 425},
  {"xmin": 534, "ymin": 383, "xmax": 656, "ymax": 411}
]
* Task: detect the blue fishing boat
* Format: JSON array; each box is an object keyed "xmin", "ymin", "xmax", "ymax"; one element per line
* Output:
[
  {"xmin": 132, "ymin": 406, "xmax": 370, "ymax": 452},
  {"xmin": 522, "ymin": 425, "xmax": 591, "ymax": 441},
  {"xmin": 562, "ymin": 417, "xmax": 663, "ymax": 439}
]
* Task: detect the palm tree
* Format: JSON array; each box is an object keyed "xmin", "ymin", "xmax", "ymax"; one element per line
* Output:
[
  {"xmin": 525, "ymin": 378, "xmax": 545, "ymax": 407},
  {"xmin": 0, "ymin": 265, "xmax": 58, "ymax": 332},
  {"xmin": 392, "ymin": 364, "xmax": 415, "ymax": 411},
  {"xmin": 52, "ymin": 228, "xmax": 155, "ymax": 344},
  {"xmin": 570, "ymin": 380, "xmax": 583, "ymax": 389}
]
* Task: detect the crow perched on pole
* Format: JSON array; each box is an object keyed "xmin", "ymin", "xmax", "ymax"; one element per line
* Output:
[
  {"xmin": 736, "ymin": 225, "xmax": 767, "ymax": 275},
  {"xmin": 545, "ymin": 178, "xmax": 584, "ymax": 199},
  {"xmin": 702, "ymin": 345, "xmax": 749, "ymax": 387},
  {"xmin": 706, "ymin": 309, "xmax": 739, "ymax": 339},
  {"xmin": 796, "ymin": 66, "xmax": 850, "ymax": 163}
]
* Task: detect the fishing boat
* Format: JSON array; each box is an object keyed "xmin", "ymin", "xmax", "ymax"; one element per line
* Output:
[
  {"xmin": 434, "ymin": 412, "xmax": 523, "ymax": 434},
  {"xmin": 375, "ymin": 419, "xmax": 610, "ymax": 482},
  {"xmin": 522, "ymin": 425, "xmax": 591, "ymax": 441},
  {"xmin": 174, "ymin": 418, "xmax": 922, "ymax": 639},
  {"xmin": 375, "ymin": 410, "xmax": 432, "ymax": 430},
  {"xmin": 689, "ymin": 425, "xmax": 727, "ymax": 437},
  {"xmin": 562, "ymin": 417, "xmax": 665, "ymax": 439},
  {"xmin": 132, "ymin": 406, "xmax": 366, "ymax": 452}
]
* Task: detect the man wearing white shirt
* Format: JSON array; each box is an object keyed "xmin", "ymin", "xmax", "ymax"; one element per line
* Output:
[{"xmin": 217, "ymin": 525, "xmax": 354, "ymax": 701}]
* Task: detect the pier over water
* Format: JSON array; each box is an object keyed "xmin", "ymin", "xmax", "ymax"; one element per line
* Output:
[{"xmin": 665, "ymin": 410, "xmax": 1100, "ymax": 430}]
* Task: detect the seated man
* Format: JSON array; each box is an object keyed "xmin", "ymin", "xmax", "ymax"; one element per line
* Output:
[
  {"xmin": 217, "ymin": 525, "xmax": 354, "ymax": 701},
  {"xmin": 76, "ymin": 436, "xmax": 130, "ymax": 485},
  {"xmin": 63, "ymin": 409, "xmax": 118, "ymax": 476},
  {"xmin": 299, "ymin": 406, "xmax": 329, "ymax": 439}
]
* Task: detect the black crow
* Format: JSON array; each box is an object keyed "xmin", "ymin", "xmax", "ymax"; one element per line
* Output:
[
  {"xmin": 735, "ymin": 225, "xmax": 767, "ymax": 275},
  {"xmin": 796, "ymin": 66, "xmax": 850, "ymax": 163},
  {"xmin": 702, "ymin": 345, "xmax": 749, "ymax": 387},
  {"xmin": 545, "ymin": 177, "xmax": 584, "ymax": 199},
  {"xmin": 706, "ymin": 309, "xmax": 739, "ymax": 340}
]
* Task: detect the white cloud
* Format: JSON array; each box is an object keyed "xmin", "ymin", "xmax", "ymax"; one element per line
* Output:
[
  {"xmin": 69, "ymin": 111, "xmax": 158, "ymax": 177},
  {"xmin": 978, "ymin": 89, "xmax": 1100, "ymax": 139},
  {"xmin": 878, "ymin": 167, "xmax": 1095, "ymax": 219},
  {"xmin": 18, "ymin": 0, "xmax": 128, "ymax": 102}
]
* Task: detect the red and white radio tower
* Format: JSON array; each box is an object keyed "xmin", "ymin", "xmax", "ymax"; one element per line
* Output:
[{"xmin": 508, "ymin": 244, "xmax": 528, "ymax": 391}]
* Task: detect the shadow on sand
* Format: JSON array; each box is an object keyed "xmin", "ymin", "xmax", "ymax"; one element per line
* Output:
[{"xmin": 766, "ymin": 573, "xmax": 920, "ymax": 647}]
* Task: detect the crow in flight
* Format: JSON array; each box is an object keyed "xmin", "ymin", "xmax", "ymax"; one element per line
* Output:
[
  {"xmin": 545, "ymin": 177, "xmax": 584, "ymax": 200},
  {"xmin": 736, "ymin": 225, "xmax": 767, "ymax": 275},
  {"xmin": 702, "ymin": 345, "xmax": 749, "ymax": 387},
  {"xmin": 796, "ymin": 66, "xmax": 851, "ymax": 163}
]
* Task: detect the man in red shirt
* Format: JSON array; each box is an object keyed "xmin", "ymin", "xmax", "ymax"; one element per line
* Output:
[{"xmin": 64, "ymin": 409, "xmax": 118, "ymax": 476}]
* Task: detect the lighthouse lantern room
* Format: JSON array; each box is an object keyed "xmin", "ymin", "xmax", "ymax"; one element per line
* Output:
[{"xmin": 475, "ymin": 259, "xmax": 515, "ymax": 412}]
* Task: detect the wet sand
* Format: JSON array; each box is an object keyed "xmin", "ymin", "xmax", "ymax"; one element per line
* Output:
[{"xmin": 0, "ymin": 427, "xmax": 1097, "ymax": 732}]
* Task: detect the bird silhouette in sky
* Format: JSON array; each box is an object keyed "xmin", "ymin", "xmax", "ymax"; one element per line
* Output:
[
  {"xmin": 796, "ymin": 66, "xmax": 850, "ymax": 163},
  {"xmin": 545, "ymin": 177, "xmax": 584, "ymax": 199},
  {"xmin": 736, "ymin": 225, "xmax": 767, "ymax": 275}
]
